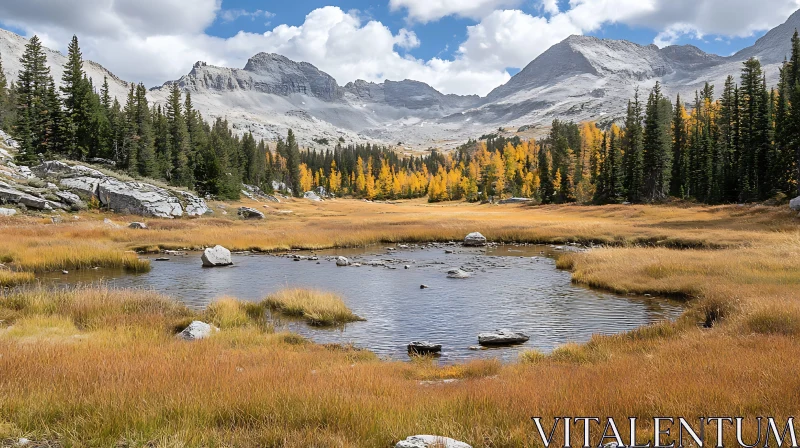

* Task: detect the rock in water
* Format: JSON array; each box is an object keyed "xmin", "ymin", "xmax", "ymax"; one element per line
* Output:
[
  {"xmin": 396, "ymin": 435, "xmax": 472, "ymax": 448},
  {"xmin": 790, "ymin": 196, "xmax": 800, "ymax": 211},
  {"xmin": 336, "ymin": 256, "xmax": 351, "ymax": 267},
  {"xmin": 407, "ymin": 341, "xmax": 442, "ymax": 356},
  {"xmin": 238, "ymin": 207, "xmax": 265, "ymax": 220},
  {"xmin": 128, "ymin": 222, "xmax": 148, "ymax": 229},
  {"xmin": 176, "ymin": 321, "xmax": 219, "ymax": 341},
  {"xmin": 463, "ymin": 232, "xmax": 487, "ymax": 247},
  {"xmin": 477, "ymin": 329, "xmax": 530, "ymax": 346},
  {"xmin": 202, "ymin": 245, "xmax": 233, "ymax": 267},
  {"xmin": 447, "ymin": 269, "xmax": 471, "ymax": 279}
]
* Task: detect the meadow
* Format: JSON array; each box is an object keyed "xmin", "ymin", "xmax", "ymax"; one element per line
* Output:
[{"xmin": 0, "ymin": 198, "xmax": 798, "ymax": 447}]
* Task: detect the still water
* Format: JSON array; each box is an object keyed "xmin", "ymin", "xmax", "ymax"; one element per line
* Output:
[{"xmin": 40, "ymin": 244, "xmax": 683, "ymax": 362}]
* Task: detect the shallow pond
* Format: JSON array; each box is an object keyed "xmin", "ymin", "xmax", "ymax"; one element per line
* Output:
[{"xmin": 39, "ymin": 243, "xmax": 683, "ymax": 362}]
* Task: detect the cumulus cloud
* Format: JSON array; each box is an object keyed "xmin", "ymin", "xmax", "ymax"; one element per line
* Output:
[
  {"xmin": 1, "ymin": 0, "xmax": 800, "ymax": 97},
  {"xmin": 388, "ymin": 0, "xmax": 523, "ymax": 22}
]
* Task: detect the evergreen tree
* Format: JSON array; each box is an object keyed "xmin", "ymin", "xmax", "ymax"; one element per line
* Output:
[
  {"xmin": 739, "ymin": 58, "xmax": 769, "ymax": 201},
  {"xmin": 641, "ymin": 82, "xmax": 673, "ymax": 202},
  {"xmin": 622, "ymin": 91, "xmax": 644, "ymax": 202},
  {"xmin": 13, "ymin": 36, "xmax": 52, "ymax": 165},
  {"xmin": 670, "ymin": 94, "xmax": 689, "ymax": 198},
  {"xmin": 285, "ymin": 129, "xmax": 302, "ymax": 196}
]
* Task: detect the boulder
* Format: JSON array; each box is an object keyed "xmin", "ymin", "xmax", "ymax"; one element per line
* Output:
[
  {"xmin": 447, "ymin": 269, "xmax": 471, "ymax": 279},
  {"xmin": 304, "ymin": 191, "xmax": 322, "ymax": 202},
  {"xmin": 201, "ymin": 245, "xmax": 233, "ymax": 267},
  {"xmin": 176, "ymin": 321, "xmax": 219, "ymax": 341},
  {"xmin": 791, "ymin": 196, "xmax": 800, "ymax": 211},
  {"xmin": 54, "ymin": 190, "xmax": 86, "ymax": 209},
  {"xmin": 336, "ymin": 256, "xmax": 351, "ymax": 267},
  {"xmin": 0, "ymin": 207, "xmax": 17, "ymax": 216},
  {"xmin": 477, "ymin": 329, "xmax": 530, "ymax": 346},
  {"xmin": 238, "ymin": 207, "xmax": 265, "ymax": 220},
  {"xmin": 97, "ymin": 178, "xmax": 183, "ymax": 218},
  {"xmin": 396, "ymin": 436, "xmax": 471, "ymax": 448},
  {"xmin": 128, "ymin": 222, "xmax": 148, "ymax": 229},
  {"xmin": 463, "ymin": 232, "xmax": 487, "ymax": 247},
  {"xmin": 407, "ymin": 341, "xmax": 442, "ymax": 355},
  {"xmin": 103, "ymin": 218, "xmax": 121, "ymax": 228}
]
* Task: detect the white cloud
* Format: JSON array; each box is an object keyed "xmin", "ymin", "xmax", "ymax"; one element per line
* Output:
[
  {"xmin": 2, "ymin": 0, "xmax": 800, "ymax": 98},
  {"xmin": 219, "ymin": 9, "xmax": 275, "ymax": 24},
  {"xmin": 388, "ymin": 0, "xmax": 523, "ymax": 22}
]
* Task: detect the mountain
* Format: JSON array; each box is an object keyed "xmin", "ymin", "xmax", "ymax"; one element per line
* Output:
[{"xmin": 1, "ymin": 9, "xmax": 799, "ymax": 150}]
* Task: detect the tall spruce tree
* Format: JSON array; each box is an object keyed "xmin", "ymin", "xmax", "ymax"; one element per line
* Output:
[
  {"xmin": 285, "ymin": 129, "xmax": 302, "ymax": 196},
  {"xmin": 670, "ymin": 94, "xmax": 689, "ymax": 198},
  {"xmin": 641, "ymin": 82, "xmax": 673, "ymax": 202},
  {"xmin": 622, "ymin": 90, "xmax": 644, "ymax": 202},
  {"xmin": 13, "ymin": 36, "xmax": 53, "ymax": 165}
]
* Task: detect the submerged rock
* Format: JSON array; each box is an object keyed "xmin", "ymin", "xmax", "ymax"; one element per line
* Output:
[
  {"xmin": 447, "ymin": 268, "xmax": 471, "ymax": 279},
  {"xmin": 407, "ymin": 341, "xmax": 442, "ymax": 355},
  {"xmin": 477, "ymin": 329, "xmax": 530, "ymax": 346},
  {"xmin": 176, "ymin": 321, "xmax": 219, "ymax": 341},
  {"xmin": 202, "ymin": 245, "xmax": 233, "ymax": 267},
  {"xmin": 238, "ymin": 207, "xmax": 265, "ymax": 220},
  {"xmin": 396, "ymin": 435, "xmax": 471, "ymax": 448},
  {"xmin": 463, "ymin": 232, "xmax": 487, "ymax": 247}
]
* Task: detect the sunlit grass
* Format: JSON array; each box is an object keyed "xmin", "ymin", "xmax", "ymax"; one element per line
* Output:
[
  {"xmin": 264, "ymin": 288, "xmax": 364, "ymax": 326},
  {"xmin": 0, "ymin": 270, "xmax": 34, "ymax": 287}
]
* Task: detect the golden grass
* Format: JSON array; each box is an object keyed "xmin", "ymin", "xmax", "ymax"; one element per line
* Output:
[
  {"xmin": 0, "ymin": 200, "xmax": 797, "ymax": 446},
  {"xmin": 0, "ymin": 270, "xmax": 34, "ymax": 287},
  {"xmin": 265, "ymin": 288, "xmax": 364, "ymax": 326}
]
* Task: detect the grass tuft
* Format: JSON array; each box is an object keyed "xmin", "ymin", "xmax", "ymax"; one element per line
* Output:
[
  {"xmin": 264, "ymin": 288, "xmax": 364, "ymax": 326},
  {"xmin": 0, "ymin": 270, "xmax": 35, "ymax": 287}
]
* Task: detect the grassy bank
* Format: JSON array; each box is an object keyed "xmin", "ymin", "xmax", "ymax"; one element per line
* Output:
[{"xmin": 0, "ymin": 199, "xmax": 798, "ymax": 446}]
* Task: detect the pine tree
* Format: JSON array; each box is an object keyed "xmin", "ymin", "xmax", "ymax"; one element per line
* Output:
[
  {"xmin": 622, "ymin": 91, "xmax": 643, "ymax": 202},
  {"xmin": 166, "ymin": 84, "xmax": 193, "ymax": 186},
  {"xmin": 641, "ymin": 82, "xmax": 673, "ymax": 202},
  {"xmin": 13, "ymin": 36, "xmax": 53, "ymax": 165},
  {"xmin": 670, "ymin": 94, "xmax": 689, "ymax": 198},
  {"xmin": 60, "ymin": 35, "xmax": 92, "ymax": 160},
  {"xmin": 285, "ymin": 129, "xmax": 302, "ymax": 196},
  {"xmin": 739, "ymin": 58, "xmax": 768, "ymax": 201}
]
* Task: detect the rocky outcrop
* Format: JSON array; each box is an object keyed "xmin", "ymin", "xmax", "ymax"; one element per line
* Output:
[
  {"xmin": 176, "ymin": 321, "xmax": 219, "ymax": 341},
  {"xmin": 201, "ymin": 245, "xmax": 233, "ymax": 267},
  {"xmin": 477, "ymin": 329, "xmax": 530, "ymax": 346},
  {"xmin": 238, "ymin": 207, "xmax": 265, "ymax": 220},
  {"xmin": 396, "ymin": 435, "xmax": 471, "ymax": 448},
  {"xmin": 407, "ymin": 341, "xmax": 442, "ymax": 355},
  {"xmin": 463, "ymin": 232, "xmax": 487, "ymax": 247},
  {"xmin": 19, "ymin": 161, "xmax": 209, "ymax": 219},
  {"xmin": 790, "ymin": 196, "xmax": 800, "ymax": 211},
  {"xmin": 0, "ymin": 182, "xmax": 64, "ymax": 210}
]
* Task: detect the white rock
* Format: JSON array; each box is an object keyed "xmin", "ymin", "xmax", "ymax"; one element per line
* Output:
[
  {"xmin": 396, "ymin": 435, "xmax": 471, "ymax": 448},
  {"xmin": 463, "ymin": 232, "xmax": 487, "ymax": 247},
  {"xmin": 336, "ymin": 256, "xmax": 351, "ymax": 267},
  {"xmin": 238, "ymin": 207, "xmax": 265, "ymax": 220},
  {"xmin": 97, "ymin": 178, "xmax": 183, "ymax": 218},
  {"xmin": 176, "ymin": 321, "xmax": 219, "ymax": 341},
  {"xmin": 0, "ymin": 207, "xmax": 16, "ymax": 216},
  {"xmin": 447, "ymin": 268, "xmax": 471, "ymax": 279},
  {"xmin": 304, "ymin": 191, "xmax": 322, "ymax": 202},
  {"xmin": 790, "ymin": 196, "xmax": 800, "ymax": 211},
  {"xmin": 477, "ymin": 329, "xmax": 530, "ymax": 346},
  {"xmin": 128, "ymin": 222, "xmax": 148, "ymax": 229},
  {"xmin": 202, "ymin": 245, "xmax": 233, "ymax": 267}
]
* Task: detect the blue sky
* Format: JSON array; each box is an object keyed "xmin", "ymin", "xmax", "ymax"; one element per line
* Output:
[{"xmin": 0, "ymin": 0, "xmax": 796, "ymax": 95}]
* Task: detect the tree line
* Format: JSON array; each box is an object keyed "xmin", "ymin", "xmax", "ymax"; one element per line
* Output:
[{"xmin": 2, "ymin": 33, "xmax": 799, "ymax": 205}]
